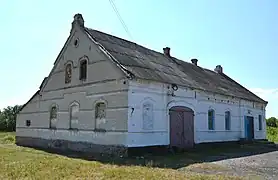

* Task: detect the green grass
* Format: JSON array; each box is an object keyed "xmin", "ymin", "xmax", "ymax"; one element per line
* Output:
[
  {"xmin": 267, "ymin": 126, "xmax": 278, "ymax": 143},
  {"xmin": 0, "ymin": 126, "xmax": 275, "ymax": 179},
  {"xmin": 0, "ymin": 132, "xmax": 248, "ymax": 179}
]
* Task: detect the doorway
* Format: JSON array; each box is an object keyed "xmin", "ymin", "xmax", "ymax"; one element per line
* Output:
[
  {"xmin": 245, "ymin": 116, "xmax": 254, "ymax": 140},
  {"xmin": 169, "ymin": 106, "xmax": 194, "ymax": 149}
]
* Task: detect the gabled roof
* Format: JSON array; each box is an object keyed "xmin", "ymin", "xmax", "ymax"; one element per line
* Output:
[{"xmin": 85, "ymin": 28, "xmax": 267, "ymax": 104}]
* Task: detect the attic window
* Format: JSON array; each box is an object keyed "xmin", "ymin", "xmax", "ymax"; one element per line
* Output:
[{"xmin": 74, "ymin": 38, "xmax": 79, "ymax": 47}]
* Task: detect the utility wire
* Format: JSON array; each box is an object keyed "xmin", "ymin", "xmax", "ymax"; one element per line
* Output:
[{"xmin": 109, "ymin": 0, "xmax": 133, "ymax": 40}]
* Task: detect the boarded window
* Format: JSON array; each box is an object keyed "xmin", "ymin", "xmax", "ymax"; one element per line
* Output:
[
  {"xmin": 95, "ymin": 102, "xmax": 106, "ymax": 119},
  {"xmin": 208, "ymin": 109, "xmax": 215, "ymax": 130},
  {"xmin": 79, "ymin": 60, "xmax": 87, "ymax": 80},
  {"xmin": 70, "ymin": 103, "xmax": 79, "ymax": 129},
  {"xmin": 225, "ymin": 111, "xmax": 231, "ymax": 130},
  {"xmin": 50, "ymin": 106, "xmax": 57, "ymax": 129},
  {"xmin": 258, "ymin": 115, "xmax": 262, "ymax": 130},
  {"xmin": 142, "ymin": 103, "xmax": 154, "ymax": 130},
  {"xmin": 65, "ymin": 63, "xmax": 72, "ymax": 84}
]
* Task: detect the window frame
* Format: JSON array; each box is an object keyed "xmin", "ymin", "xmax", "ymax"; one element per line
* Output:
[
  {"xmin": 69, "ymin": 102, "xmax": 79, "ymax": 130},
  {"xmin": 95, "ymin": 101, "xmax": 107, "ymax": 130},
  {"xmin": 142, "ymin": 102, "xmax": 154, "ymax": 130},
  {"xmin": 208, "ymin": 109, "xmax": 215, "ymax": 130},
  {"xmin": 225, "ymin": 111, "xmax": 231, "ymax": 130},
  {"xmin": 79, "ymin": 59, "xmax": 87, "ymax": 81},
  {"xmin": 258, "ymin": 115, "xmax": 262, "ymax": 130},
  {"xmin": 65, "ymin": 62, "xmax": 73, "ymax": 84},
  {"xmin": 50, "ymin": 105, "xmax": 58, "ymax": 129}
]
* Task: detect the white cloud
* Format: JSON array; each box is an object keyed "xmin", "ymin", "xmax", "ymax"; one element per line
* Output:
[{"xmin": 250, "ymin": 88, "xmax": 278, "ymax": 118}]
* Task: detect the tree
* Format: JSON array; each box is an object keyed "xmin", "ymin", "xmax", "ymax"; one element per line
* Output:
[
  {"xmin": 0, "ymin": 105, "xmax": 22, "ymax": 131},
  {"xmin": 266, "ymin": 117, "xmax": 278, "ymax": 128}
]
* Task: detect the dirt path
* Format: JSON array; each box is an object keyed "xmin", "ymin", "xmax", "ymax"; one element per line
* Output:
[{"xmin": 211, "ymin": 151, "xmax": 278, "ymax": 180}]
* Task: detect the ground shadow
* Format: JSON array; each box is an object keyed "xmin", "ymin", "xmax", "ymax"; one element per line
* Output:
[{"xmin": 25, "ymin": 141, "xmax": 278, "ymax": 169}]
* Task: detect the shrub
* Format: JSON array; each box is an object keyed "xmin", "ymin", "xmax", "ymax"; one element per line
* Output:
[{"xmin": 266, "ymin": 117, "xmax": 278, "ymax": 127}]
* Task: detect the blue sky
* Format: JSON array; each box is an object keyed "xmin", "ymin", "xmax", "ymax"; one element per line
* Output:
[{"xmin": 1, "ymin": 0, "xmax": 277, "ymax": 117}]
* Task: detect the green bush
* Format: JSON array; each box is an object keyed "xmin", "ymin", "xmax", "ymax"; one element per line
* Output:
[{"xmin": 267, "ymin": 126, "xmax": 278, "ymax": 143}]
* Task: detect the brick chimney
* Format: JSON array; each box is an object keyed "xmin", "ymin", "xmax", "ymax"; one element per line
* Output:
[
  {"xmin": 214, "ymin": 65, "xmax": 223, "ymax": 73},
  {"xmin": 163, "ymin": 47, "xmax": 170, "ymax": 57},
  {"xmin": 191, "ymin": 58, "xmax": 198, "ymax": 66},
  {"xmin": 72, "ymin": 13, "xmax": 84, "ymax": 28}
]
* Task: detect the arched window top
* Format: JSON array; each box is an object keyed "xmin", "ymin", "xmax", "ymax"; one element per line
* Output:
[
  {"xmin": 225, "ymin": 110, "xmax": 230, "ymax": 116},
  {"xmin": 70, "ymin": 101, "xmax": 79, "ymax": 107},
  {"xmin": 208, "ymin": 109, "xmax": 215, "ymax": 115}
]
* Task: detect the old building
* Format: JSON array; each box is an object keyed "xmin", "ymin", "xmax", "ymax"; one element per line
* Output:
[{"xmin": 16, "ymin": 14, "xmax": 267, "ymax": 156}]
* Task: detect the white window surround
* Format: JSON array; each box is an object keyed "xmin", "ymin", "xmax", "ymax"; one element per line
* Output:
[
  {"xmin": 142, "ymin": 102, "xmax": 154, "ymax": 130},
  {"xmin": 94, "ymin": 100, "xmax": 107, "ymax": 130},
  {"xmin": 69, "ymin": 101, "xmax": 79, "ymax": 129},
  {"xmin": 50, "ymin": 104, "xmax": 58, "ymax": 129}
]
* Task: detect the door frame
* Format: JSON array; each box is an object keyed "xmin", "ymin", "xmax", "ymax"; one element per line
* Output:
[
  {"xmin": 168, "ymin": 106, "xmax": 195, "ymax": 148},
  {"xmin": 244, "ymin": 116, "xmax": 254, "ymax": 140}
]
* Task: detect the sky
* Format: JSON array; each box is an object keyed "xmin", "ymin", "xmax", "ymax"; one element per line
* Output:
[{"xmin": 0, "ymin": 0, "xmax": 277, "ymax": 117}]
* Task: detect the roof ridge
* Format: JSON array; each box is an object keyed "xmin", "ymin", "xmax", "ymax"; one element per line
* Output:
[{"xmin": 85, "ymin": 27, "xmax": 189, "ymax": 62}]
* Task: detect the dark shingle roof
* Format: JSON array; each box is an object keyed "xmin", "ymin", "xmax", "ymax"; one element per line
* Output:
[{"xmin": 85, "ymin": 28, "xmax": 266, "ymax": 104}]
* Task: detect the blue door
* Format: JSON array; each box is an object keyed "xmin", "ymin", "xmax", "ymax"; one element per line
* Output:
[{"xmin": 245, "ymin": 116, "xmax": 254, "ymax": 140}]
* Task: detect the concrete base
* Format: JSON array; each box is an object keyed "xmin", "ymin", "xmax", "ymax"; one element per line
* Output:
[{"xmin": 16, "ymin": 136, "xmax": 128, "ymax": 157}]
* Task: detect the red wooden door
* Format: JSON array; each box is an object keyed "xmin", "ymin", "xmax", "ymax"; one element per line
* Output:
[{"xmin": 169, "ymin": 106, "xmax": 194, "ymax": 149}]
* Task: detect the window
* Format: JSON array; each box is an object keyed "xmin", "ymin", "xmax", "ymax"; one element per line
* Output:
[
  {"xmin": 259, "ymin": 115, "xmax": 262, "ymax": 130},
  {"xmin": 95, "ymin": 102, "xmax": 106, "ymax": 130},
  {"xmin": 142, "ymin": 103, "xmax": 154, "ymax": 130},
  {"xmin": 208, "ymin": 109, "xmax": 215, "ymax": 130},
  {"xmin": 26, "ymin": 120, "xmax": 31, "ymax": 127},
  {"xmin": 95, "ymin": 102, "xmax": 106, "ymax": 119},
  {"xmin": 65, "ymin": 63, "xmax": 72, "ymax": 84},
  {"xmin": 79, "ymin": 60, "xmax": 87, "ymax": 80},
  {"xmin": 73, "ymin": 38, "xmax": 79, "ymax": 47},
  {"xmin": 50, "ymin": 105, "xmax": 58, "ymax": 129},
  {"xmin": 70, "ymin": 103, "xmax": 79, "ymax": 129},
  {"xmin": 225, "ymin": 111, "xmax": 231, "ymax": 130}
]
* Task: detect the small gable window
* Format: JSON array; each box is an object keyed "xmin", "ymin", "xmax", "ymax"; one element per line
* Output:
[
  {"xmin": 208, "ymin": 109, "xmax": 215, "ymax": 130},
  {"xmin": 225, "ymin": 111, "xmax": 231, "ymax": 130},
  {"xmin": 70, "ymin": 102, "xmax": 79, "ymax": 129},
  {"xmin": 142, "ymin": 103, "xmax": 154, "ymax": 130},
  {"xmin": 258, "ymin": 115, "xmax": 262, "ymax": 130},
  {"xmin": 65, "ymin": 63, "xmax": 72, "ymax": 84},
  {"xmin": 79, "ymin": 60, "xmax": 87, "ymax": 80},
  {"xmin": 50, "ymin": 105, "xmax": 58, "ymax": 129}
]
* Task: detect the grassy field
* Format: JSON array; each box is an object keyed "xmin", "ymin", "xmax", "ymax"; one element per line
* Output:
[
  {"xmin": 1, "ymin": 131, "xmax": 276, "ymax": 180},
  {"xmin": 267, "ymin": 126, "xmax": 278, "ymax": 143}
]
